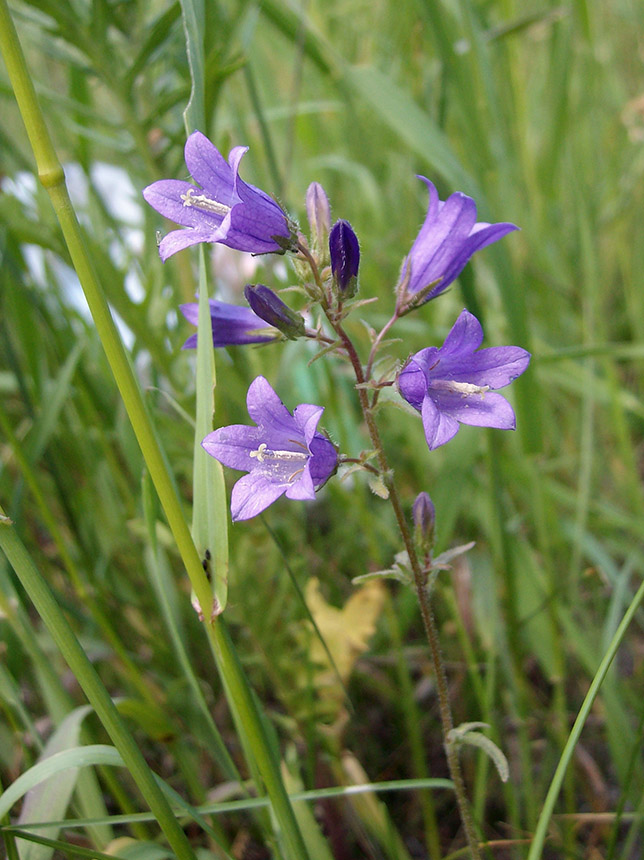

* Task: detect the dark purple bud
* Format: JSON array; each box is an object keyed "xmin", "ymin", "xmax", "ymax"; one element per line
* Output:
[
  {"xmin": 413, "ymin": 492, "xmax": 436, "ymax": 553},
  {"xmin": 329, "ymin": 219, "xmax": 360, "ymax": 298},
  {"xmin": 244, "ymin": 284, "xmax": 306, "ymax": 340},
  {"xmin": 306, "ymin": 182, "xmax": 331, "ymax": 253}
]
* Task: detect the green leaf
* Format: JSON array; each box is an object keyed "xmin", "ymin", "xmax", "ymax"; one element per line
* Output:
[
  {"xmin": 0, "ymin": 746, "xmax": 124, "ymax": 822},
  {"xmin": 179, "ymin": 0, "xmax": 206, "ymax": 133},
  {"xmin": 191, "ymin": 249, "xmax": 229, "ymax": 615},
  {"xmin": 449, "ymin": 723, "xmax": 509, "ymax": 784},
  {"xmin": 16, "ymin": 707, "xmax": 95, "ymax": 860}
]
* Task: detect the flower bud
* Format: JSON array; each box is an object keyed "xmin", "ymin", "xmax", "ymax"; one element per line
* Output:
[
  {"xmin": 244, "ymin": 284, "xmax": 306, "ymax": 340},
  {"xmin": 413, "ymin": 492, "xmax": 436, "ymax": 554},
  {"xmin": 329, "ymin": 219, "xmax": 360, "ymax": 298},
  {"xmin": 306, "ymin": 182, "xmax": 331, "ymax": 253}
]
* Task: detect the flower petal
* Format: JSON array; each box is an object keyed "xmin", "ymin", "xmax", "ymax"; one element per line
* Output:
[
  {"xmin": 440, "ymin": 345, "xmax": 531, "ymax": 389},
  {"xmin": 293, "ymin": 403, "xmax": 325, "ymax": 447},
  {"xmin": 430, "ymin": 390, "xmax": 517, "ymax": 430},
  {"xmin": 407, "ymin": 181, "xmax": 478, "ymax": 293},
  {"xmin": 179, "ymin": 300, "xmax": 274, "ymax": 348},
  {"xmin": 159, "ymin": 228, "xmax": 215, "ymax": 261},
  {"xmin": 439, "ymin": 309, "xmax": 483, "ymax": 356},
  {"xmin": 143, "ymin": 180, "xmax": 223, "ymax": 229},
  {"xmin": 398, "ymin": 354, "xmax": 434, "ymax": 411},
  {"xmin": 285, "ymin": 465, "xmax": 316, "ymax": 501},
  {"xmin": 202, "ymin": 425, "xmax": 263, "ymax": 471},
  {"xmin": 246, "ymin": 376, "xmax": 297, "ymax": 439},
  {"xmin": 184, "ymin": 131, "xmax": 236, "ymax": 201},
  {"xmin": 231, "ymin": 472, "xmax": 287, "ymax": 521},
  {"xmin": 181, "ymin": 333, "xmax": 198, "ymax": 349},
  {"xmin": 421, "ymin": 395, "xmax": 460, "ymax": 450},
  {"xmin": 308, "ymin": 435, "xmax": 338, "ymax": 488}
]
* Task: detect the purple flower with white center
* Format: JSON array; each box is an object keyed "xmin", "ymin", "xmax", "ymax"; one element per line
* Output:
[
  {"xmin": 179, "ymin": 300, "xmax": 275, "ymax": 349},
  {"xmin": 202, "ymin": 376, "xmax": 338, "ymax": 521},
  {"xmin": 143, "ymin": 131, "xmax": 294, "ymax": 261},
  {"xmin": 398, "ymin": 309, "xmax": 530, "ymax": 450},
  {"xmin": 400, "ymin": 178, "xmax": 518, "ymax": 305}
]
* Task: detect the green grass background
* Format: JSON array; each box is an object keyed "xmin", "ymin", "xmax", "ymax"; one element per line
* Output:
[{"xmin": 1, "ymin": 0, "xmax": 644, "ymax": 857}]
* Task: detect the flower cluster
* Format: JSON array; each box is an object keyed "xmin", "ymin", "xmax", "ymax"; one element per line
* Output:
[{"xmin": 144, "ymin": 132, "xmax": 530, "ymax": 521}]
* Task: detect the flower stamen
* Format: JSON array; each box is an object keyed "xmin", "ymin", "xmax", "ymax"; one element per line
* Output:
[
  {"xmin": 180, "ymin": 187, "xmax": 230, "ymax": 217},
  {"xmin": 431, "ymin": 380, "xmax": 490, "ymax": 397},
  {"xmin": 250, "ymin": 442, "xmax": 309, "ymax": 463}
]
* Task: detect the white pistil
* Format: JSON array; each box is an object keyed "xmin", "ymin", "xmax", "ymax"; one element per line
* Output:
[
  {"xmin": 180, "ymin": 188, "xmax": 230, "ymax": 217},
  {"xmin": 250, "ymin": 442, "xmax": 309, "ymax": 464},
  {"xmin": 432, "ymin": 380, "xmax": 490, "ymax": 397}
]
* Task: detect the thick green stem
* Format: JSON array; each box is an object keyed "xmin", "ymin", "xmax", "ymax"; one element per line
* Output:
[
  {"xmin": 0, "ymin": 6, "xmax": 309, "ymax": 858},
  {"xmin": 207, "ymin": 621, "xmax": 310, "ymax": 860}
]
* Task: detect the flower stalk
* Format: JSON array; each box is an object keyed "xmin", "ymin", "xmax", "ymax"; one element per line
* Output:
[{"xmin": 297, "ymin": 239, "xmax": 482, "ymax": 857}]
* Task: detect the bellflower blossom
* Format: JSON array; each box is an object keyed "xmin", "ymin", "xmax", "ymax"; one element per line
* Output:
[
  {"xmin": 202, "ymin": 376, "xmax": 337, "ymax": 521},
  {"xmin": 400, "ymin": 178, "xmax": 518, "ymax": 304},
  {"xmin": 398, "ymin": 309, "xmax": 530, "ymax": 450},
  {"xmin": 143, "ymin": 131, "xmax": 293, "ymax": 261},
  {"xmin": 179, "ymin": 300, "xmax": 275, "ymax": 349}
]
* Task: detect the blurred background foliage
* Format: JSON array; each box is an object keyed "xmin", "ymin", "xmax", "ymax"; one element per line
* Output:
[{"xmin": 1, "ymin": 0, "xmax": 644, "ymax": 856}]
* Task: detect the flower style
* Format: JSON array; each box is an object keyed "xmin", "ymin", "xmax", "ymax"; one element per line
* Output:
[
  {"xmin": 400, "ymin": 178, "xmax": 518, "ymax": 305},
  {"xmin": 143, "ymin": 131, "xmax": 293, "ymax": 261},
  {"xmin": 398, "ymin": 309, "xmax": 530, "ymax": 450},
  {"xmin": 202, "ymin": 376, "xmax": 338, "ymax": 521},
  {"xmin": 179, "ymin": 300, "xmax": 276, "ymax": 349}
]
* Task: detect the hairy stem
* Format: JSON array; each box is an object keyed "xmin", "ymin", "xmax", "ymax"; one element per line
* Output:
[{"xmin": 326, "ymin": 308, "xmax": 482, "ymax": 858}]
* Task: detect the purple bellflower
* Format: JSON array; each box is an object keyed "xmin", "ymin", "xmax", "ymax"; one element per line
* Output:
[
  {"xmin": 398, "ymin": 309, "xmax": 530, "ymax": 450},
  {"xmin": 202, "ymin": 376, "xmax": 338, "ymax": 521},
  {"xmin": 179, "ymin": 300, "xmax": 275, "ymax": 349},
  {"xmin": 400, "ymin": 178, "xmax": 518, "ymax": 305},
  {"xmin": 143, "ymin": 131, "xmax": 293, "ymax": 261}
]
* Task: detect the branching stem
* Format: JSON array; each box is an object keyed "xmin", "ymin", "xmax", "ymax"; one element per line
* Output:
[{"xmin": 303, "ymin": 250, "xmax": 482, "ymax": 857}]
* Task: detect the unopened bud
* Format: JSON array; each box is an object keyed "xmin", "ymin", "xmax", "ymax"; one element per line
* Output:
[
  {"xmin": 329, "ymin": 219, "xmax": 360, "ymax": 298},
  {"xmin": 306, "ymin": 182, "xmax": 331, "ymax": 254},
  {"xmin": 244, "ymin": 284, "xmax": 306, "ymax": 340},
  {"xmin": 413, "ymin": 492, "xmax": 436, "ymax": 554}
]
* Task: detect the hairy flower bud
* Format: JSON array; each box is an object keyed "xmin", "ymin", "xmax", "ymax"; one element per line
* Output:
[
  {"xmin": 244, "ymin": 284, "xmax": 306, "ymax": 340},
  {"xmin": 306, "ymin": 182, "xmax": 331, "ymax": 254},
  {"xmin": 413, "ymin": 492, "xmax": 436, "ymax": 554},
  {"xmin": 329, "ymin": 219, "xmax": 360, "ymax": 298}
]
